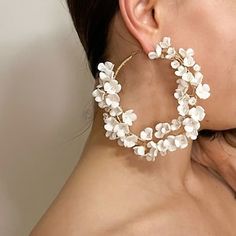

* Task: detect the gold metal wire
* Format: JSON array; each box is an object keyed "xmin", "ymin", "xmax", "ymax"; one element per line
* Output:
[{"xmin": 114, "ymin": 51, "xmax": 141, "ymax": 78}]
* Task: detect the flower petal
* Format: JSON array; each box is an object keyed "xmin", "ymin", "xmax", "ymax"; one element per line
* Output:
[
  {"xmin": 133, "ymin": 146, "xmax": 146, "ymax": 156},
  {"xmin": 148, "ymin": 52, "xmax": 158, "ymax": 60}
]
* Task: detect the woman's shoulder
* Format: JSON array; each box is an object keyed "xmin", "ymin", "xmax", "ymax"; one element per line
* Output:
[
  {"xmin": 100, "ymin": 207, "xmax": 206, "ymax": 236},
  {"xmin": 101, "ymin": 194, "xmax": 236, "ymax": 236},
  {"xmin": 102, "ymin": 206, "xmax": 229, "ymax": 236}
]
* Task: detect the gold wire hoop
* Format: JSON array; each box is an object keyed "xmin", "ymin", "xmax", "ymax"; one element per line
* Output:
[{"xmin": 92, "ymin": 36, "xmax": 211, "ymax": 161}]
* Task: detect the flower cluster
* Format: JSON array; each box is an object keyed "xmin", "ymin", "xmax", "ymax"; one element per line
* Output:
[
  {"xmin": 170, "ymin": 50, "xmax": 211, "ymax": 100},
  {"xmin": 182, "ymin": 106, "xmax": 206, "ymax": 140},
  {"xmin": 133, "ymin": 134, "xmax": 188, "ymax": 161},
  {"xmin": 92, "ymin": 62, "xmax": 122, "ymax": 111},
  {"xmin": 154, "ymin": 123, "xmax": 171, "ymax": 139},
  {"xmin": 168, "ymin": 45, "xmax": 209, "ymax": 141},
  {"xmin": 92, "ymin": 36, "xmax": 211, "ymax": 162},
  {"xmin": 148, "ymin": 37, "xmax": 175, "ymax": 60},
  {"xmin": 140, "ymin": 127, "xmax": 153, "ymax": 141},
  {"xmin": 103, "ymin": 110, "xmax": 138, "ymax": 147}
]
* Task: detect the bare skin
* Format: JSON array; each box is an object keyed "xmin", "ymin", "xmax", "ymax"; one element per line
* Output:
[
  {"xmin": 193, "ymin": 134, "xmax": 236, "ymax": 197},
  {"xmin": 30, "ymin": 110, "xmax": 236, "ymax": 236},
  {"xmin": 30, "ymin": 0, "xmax": 236, "ymax": 235}
]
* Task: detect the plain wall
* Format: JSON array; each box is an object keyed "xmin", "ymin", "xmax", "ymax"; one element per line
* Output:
[{"xmin": 0, "ymin": 1, "xmax": 94, "ymax": 235}]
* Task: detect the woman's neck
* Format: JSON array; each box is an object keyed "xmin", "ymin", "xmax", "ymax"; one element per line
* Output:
[{"xmin": 81, "ymin": 109, "xmax": 195, "ymax": 191}]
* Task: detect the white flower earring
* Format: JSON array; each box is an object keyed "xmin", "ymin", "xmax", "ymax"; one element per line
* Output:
[{"xmin": 92, "ymin": 37, "xmax": 211, "ymax": 162}]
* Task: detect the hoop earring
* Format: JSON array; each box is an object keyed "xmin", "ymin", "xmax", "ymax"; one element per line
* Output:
[{"xmin": 92, "ymin": 37, "xmax": 211, "ymax": 162}]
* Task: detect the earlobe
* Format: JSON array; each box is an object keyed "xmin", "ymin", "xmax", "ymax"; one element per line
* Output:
[{"xmin": 119, "ymin": 0, "xmax": 160, "ymax": 53}]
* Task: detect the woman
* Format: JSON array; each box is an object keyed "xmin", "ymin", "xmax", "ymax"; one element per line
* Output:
[{"xmin": 30, "ymin": 0, "xmax": 236, "ymax": 235}]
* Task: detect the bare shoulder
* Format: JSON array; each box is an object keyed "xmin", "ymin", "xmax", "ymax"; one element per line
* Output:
[{"xmin": 101, "ymin": 203, "xmax": 225, "ymax": 236}]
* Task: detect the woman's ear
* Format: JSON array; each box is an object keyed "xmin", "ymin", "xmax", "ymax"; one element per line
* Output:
[{"xmin": 119, "ymin": 0, "xmax": 160, "ymax": 53}]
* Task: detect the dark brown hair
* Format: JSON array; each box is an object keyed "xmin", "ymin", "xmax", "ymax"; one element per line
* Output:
[
  {"xmin": 67, "ymin": 0, "xmax": 236, "ymax": 147},
  {"xmin": 67, "ymin": 0, "xmax": 119, "ymax": 78}
]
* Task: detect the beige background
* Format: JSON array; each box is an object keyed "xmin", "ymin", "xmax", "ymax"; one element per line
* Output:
[{"xmin": 0, "ymin": 1, "xmax": 94, "ymax": 235}]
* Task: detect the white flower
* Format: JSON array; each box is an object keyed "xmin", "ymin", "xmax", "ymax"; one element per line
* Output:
[
  {"xmin": 160, "ymin": 37, "xmax": 171, "ymax": 49},
  {"xmin": 177, "ymin": 79, "xmax": 189, "ymax": 88},
  {"xmin": 188, "ymin": 97, "xmax": 197, "ymax": 106},
  {"xmin": 178, "ymin": 48, "xmax": 195, "ymax": 67},
  {"xmin": 98, "ymin": 100, "xmax": 108, "ymax": 109},
  {"xmin": 178, "ymin": 94, "xmax": 190, "ymax": 105},
  {"xmin": 147, "ymin": 141, "xmax": 159, "ymax": 159},
  {"xmin": 183, "ymin": 118, "xmax": 200, "ymax": 132},
  {"xmin": 189, "ymin": 106, "xmax": 205, "ymax": 121},
  {"xmin": 148, "ymin": 52, "xmax": 158, "ymax": 60},
  {"xmin": 182, "ymin": 71, "xmax": 194, "ymax": 82},
  {"xmin": 140, "ymin": 127, "xmax": 153, "ymax": 141},
  {"xmin": 183, "ymin": 56, "xmax": 195, "ymax": 67},
  {"xmin": 190, "ymin": 72, "xmax": 203, "ymax": 86},
  {"xmin": 104, "ymin": 116, "xmax": 119, "ymax": 140},
  {"xmin": 121, "ymin": 134, "xmax": 138, "ymax": 148},
  {"xmin": 171, "ymin": 119, "xmax": 181, "ymax": 131},
  {"xmin": 98, "ymin": 61, "xmax": 114, "ymax": 71},
  {"xmin": 179, "ymin": 48, "xmax": 194, "ymax": 58},
  {"xmin": 174, "ymin": 85, "xmax": 188, "ymax": 100},
  {"xmin": 105, "ymin": 131, "xmax": 117, "ymax": 140},
  {"xmin": 105, "ymin": 94, "xmax": 120, "ymax": 108},
  {"xmin": 122, "ymin": 109, "xmax": 137, "ymax": 126},
  {"xmin": 133, "ymin": 146, "xmax": 146, "ymax": 156},
  {"xmin": 193, "ymin": 64, "xmax": 201, "ymax": 72},
  {"xmin": 174, "ymin": 88, "xmax": 185, "ymax": 100},
  {"xmin": 109, "ymin": 106, "xmax": 123, "ymax": 117},
  {"xmin": 177, "ymin": 103, "xmax": 189, "ymax": 116},
  {"xmin": 156, "ymin": 44, "xmax": 162, "ymax": 56},
  {"xmin": 165, "ymin": 47, "xmax": 176, "ymax": 59},
  {"xmin": 196, "ymin": 84, "xmax": 211, "ymax": 99},
  {"xmin": 175, "ymin": 66, "xmax": 188, "ymax": 77},
  {"xmin": 165, "ymin": 136, "xmax": 177, "ymax": 152},
  {"xmin": 92, "ymin": 88, "xmax": 105, "ymax": 102},
  {"xmin": 104, "ymin": 116, "xmax": 118, "ymax": 132},
  {"xmin": 155, "ymin": 123, "xmax": 171, "ymax": 139},
  {"xmin": 99, "ymin": 72, "xmax": 113, "ymax": 83},
  {"xmin": 104, "ymin": 80, "xmax": 121, "ymax": 94},
  {"xmin": 161, "ymin": 123, "xmax": 171, "ymax": 134},
  {"xmin": 186, "ymin": 129, "xmax": 198, "ymax": 140},
  {"xmin": 148, "ymin": 45, "xmax": 162, "ymax": 59},
  {"xmin": 98, "ymin": 61, "xmax": 114, "ymax": 78},
  {"xmin": 183, "ymin": 118, "xmax": 200, "ymax": 140},
  {"xmin": 174, "ymin": 134, "xmax": 188, "ymax": 149},
  {"xmin": 114, "ymin": 123, "xmax": 130, "ymax": 138},
  {"xmin": 171, "ymin": 60, "xmax": 180, "ymax": 69},
  {"xmin": 157, "ymin": 140, "xmax": 168, "ymax": 156}
]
